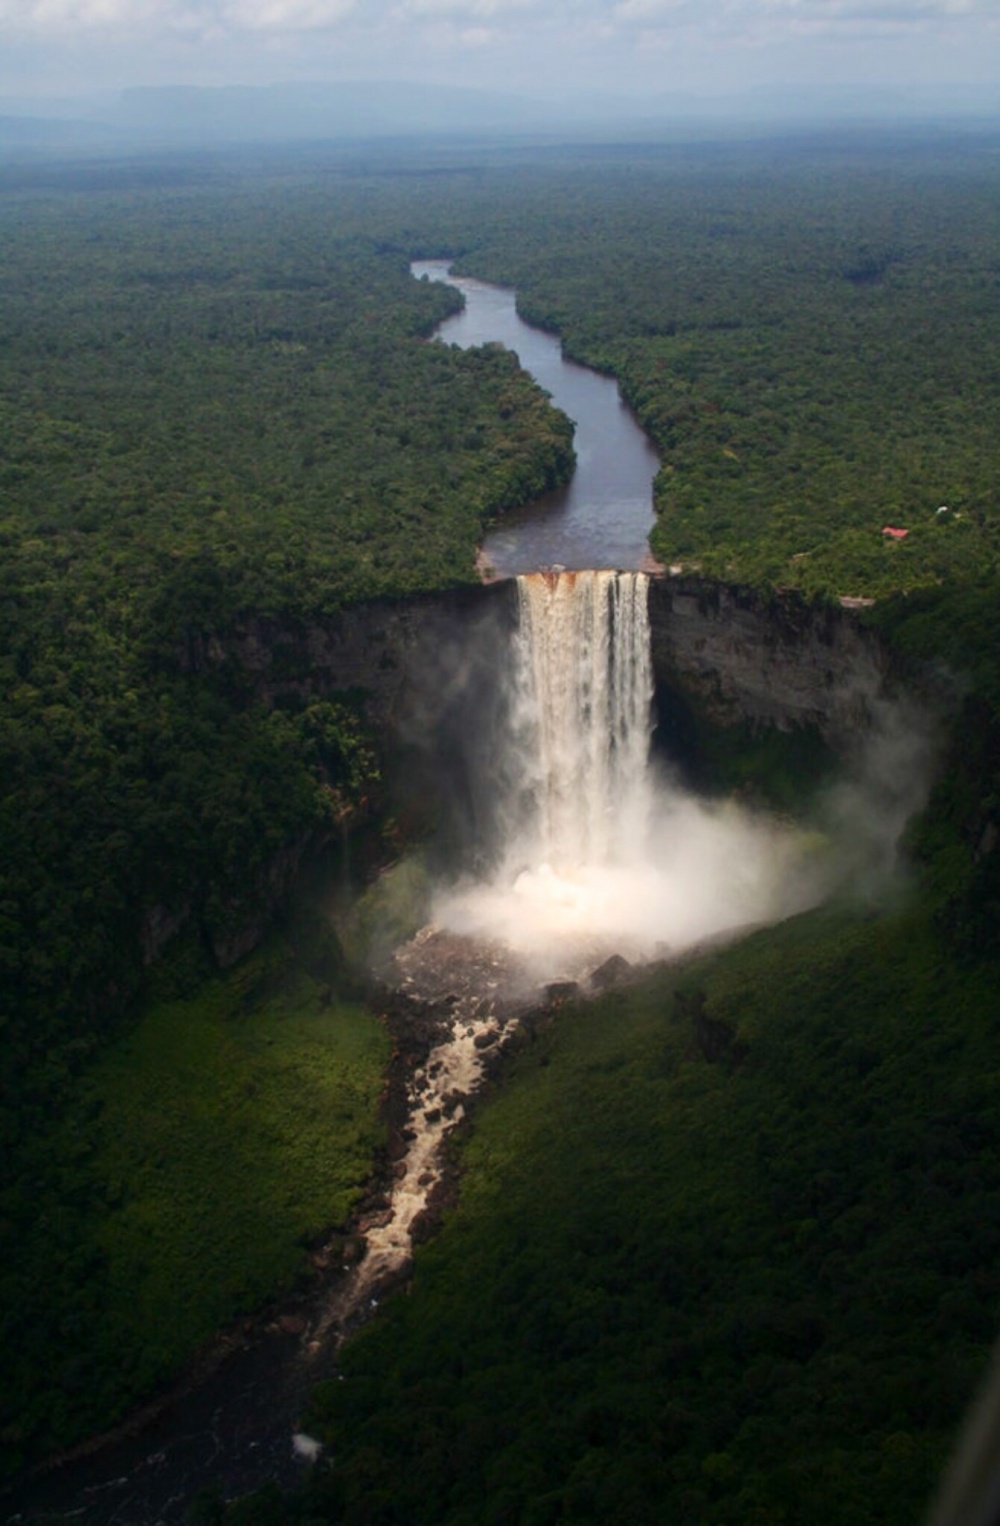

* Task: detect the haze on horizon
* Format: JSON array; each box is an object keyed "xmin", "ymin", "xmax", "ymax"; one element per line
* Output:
[{"xmin": 2, "ymin": 0, "xmax": 998, "ymax": 127}]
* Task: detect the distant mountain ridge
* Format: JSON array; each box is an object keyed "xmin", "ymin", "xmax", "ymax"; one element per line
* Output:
[
  {"xmin": 111, "ymin": 80, "xmax": 563, "ymax": 139},
  {"xmin": 1, "ymin": 77, "xmax": 998, "ymax": 152}
]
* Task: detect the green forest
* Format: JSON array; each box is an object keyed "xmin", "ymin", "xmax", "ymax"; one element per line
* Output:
[
  {"xmin": 0, "ymin": 158, "xmax": 576, "ymax": 1475},
  {"xmin": 437, "ymin": 140, "xmax": 1000, "ymax": 603},
  {"xmin": 2, "ymin": 128, "xmax": 1000, "ymax": 1523}
]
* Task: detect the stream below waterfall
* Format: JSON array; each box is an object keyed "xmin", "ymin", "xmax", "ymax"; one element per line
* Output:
[{"xmin": 6, "ymin": 270, "xmax": 671, "ymax": 1526}]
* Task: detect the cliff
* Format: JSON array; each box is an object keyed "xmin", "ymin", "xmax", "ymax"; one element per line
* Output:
[
  {"xmin": 184, "ymin": 575, "xmax": 889, "ymax": 753},
  {"xmin": 162, "ymin": 574, "xmax": 898, "ymax": 968},
  {"xmin": 646, "ymin": 575, "xmax": 890, "ymax": 749},
  {"xmin": 179, "ymin": 581, "xmax": 515, "ymax": 734}
]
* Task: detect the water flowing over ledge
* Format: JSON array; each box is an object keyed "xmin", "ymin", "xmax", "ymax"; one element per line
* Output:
[
  {"xmin": 429, "ymin": 570, "xmax": 824, "ymax": 987},
  {"xmin": 509, "ymin": 571, "xmax": 653, "ymax": 872}
]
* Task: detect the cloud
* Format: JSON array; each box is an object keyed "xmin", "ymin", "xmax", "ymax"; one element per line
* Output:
[
  {"xmin": 0, "ymin": 0, "xmax": 995, "ymax": 84},
  {"xmin": 756, "ymin": 0, "xmax": 984, "ymax": 19},
  {"xmin": 1, "ymin": 0, "xmax": 357, "ymax": 28},
  {"xmin": 614, "ymin": 0, "xmax": 691, "ymax": 18},
  {"xmin": 762, "ymin": 0, "xmax": 981, "ymax": 12},
  {"xmin": 741, "ymin": 0, "xmax": 993, "ymax": 43},
  {"xmin": 0, "ymin": 0, "xmax": 990, "ymax": 28},
  {"xmin": 609, "ymin": 0, "xmax": 993, "ymax": 33},
  {"xmin": 0, "ymin": 0, "xmax": 547, "ymax": 30},
  {"xmin": 222, "ymin": 0, "xmax": 355, "ymax": 30},
  {"xmin": 399, "ymin": 0, "xmax": 538, "ymax": 14},
  {"xmin": 4, "ymin": 0, "xmax": 158, "ymax": 24}
]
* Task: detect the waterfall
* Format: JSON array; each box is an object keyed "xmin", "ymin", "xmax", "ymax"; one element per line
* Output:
[
  {"xmin": 434, "ymin": 565, "xmax": 812, "ymax": 980},
  {"xmin": 506, "ymin": 570, "xmax": 653, "ymax": 872}
]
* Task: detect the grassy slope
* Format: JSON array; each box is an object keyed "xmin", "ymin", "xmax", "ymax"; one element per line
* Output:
[
  {"xmin": 1, "ymin": 921, "xmax": 388, "ymax": 1472},
  {"xmin": 295, "ymin": 903, "xmax": 1000, "ymax": 1526}
]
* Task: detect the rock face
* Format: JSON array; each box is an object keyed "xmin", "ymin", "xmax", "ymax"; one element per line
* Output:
[
  {"xmin": 165, "ymin": 574, "xmax": 896, "ymax": 970},
  {"xmin": 179, "ymin": 581, "xmax": 520, "ymax": 855},
  {"xmin": 589, "ymin": 954, "xmax": 633, "ymax": 992},
  {"xmin": 184, "ymin": 575, "xmax": 888, "ymax": 758},
  {"xmin": 646, "ymin": 576, "xmax": 889, "ymax": 749},
  {"xmin": 179, "ymin": 581, "xmax": 516, "ymax": 734}
]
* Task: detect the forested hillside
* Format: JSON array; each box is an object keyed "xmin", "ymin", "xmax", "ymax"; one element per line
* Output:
[
  {"xmin": 3, "ymin": 131, "xmax": 1000, "ymax": 1518},
  {"xmin": 278, "ymin": 908, "xmax": 999, "ymax": 1526},
  {"xmin": 0, "ymin": 166, "xmax": 576, "ymax": 1085},
  {"xmin": 0, "ymin": 159, "xmax": 574, "ymax": 1474}
]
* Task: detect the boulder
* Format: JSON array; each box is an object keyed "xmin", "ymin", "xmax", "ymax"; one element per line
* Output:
[{"xmin": 589, "ymin": 954, "xmax": 632, "ymax": 991}]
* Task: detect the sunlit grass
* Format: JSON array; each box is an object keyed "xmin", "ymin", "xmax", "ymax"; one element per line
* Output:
[
  {"xmin": 89, "ymin": 959, "xmax": 387, "ymax": 1392},
  {"xmin": 304, "ymin": 902, "xmax": 1000, "ymax": 1525},
  {"xmin": 1, "ymin": 933, "xmax": 388, "ymax": 1465}
]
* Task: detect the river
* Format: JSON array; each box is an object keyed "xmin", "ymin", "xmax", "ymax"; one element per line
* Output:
[
  {"xmin": 411, "ymin": 260, "xmax": 661, "ymax": 575},
  {"xmin": 5, "ymin": 264, "xmax": 662, "ymax": 1526}
]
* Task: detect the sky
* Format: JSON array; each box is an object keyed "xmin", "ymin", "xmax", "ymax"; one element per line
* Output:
[{"xmin": 1, "ymin": 0, "xmax": 998, "ymax": 107}]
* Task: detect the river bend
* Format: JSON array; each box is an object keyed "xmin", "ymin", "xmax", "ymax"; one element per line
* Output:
[
  {"xmin": 411, "ymin": 260, "xmax": 660, "ymax": 576},
  {"xmin": 9, "ymin": 265, "xmax": 662, "ymax": 1526}
]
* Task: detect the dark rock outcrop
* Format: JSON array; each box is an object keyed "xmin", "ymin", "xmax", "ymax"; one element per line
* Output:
[
  {"xmin": 179, "ymin": 574, "xmax": 890, "ymax": 764},
  {"xmin": 677, "ymin": 987, "xmax": 748, "ymax": 1066},
  {"xmin": 647, "ymin": 575, "xmax": 889, "ymax": 749},
  {"xmin": 177, "ymin": 581, "xmax": 516, "ymax": 735},
  {"xmin": 589, "ymin": 954, "xmax": 633, "ymax": 991}
]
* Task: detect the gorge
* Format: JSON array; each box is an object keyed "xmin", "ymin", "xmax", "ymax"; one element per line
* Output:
[
  {"xmin": 5, "ymin": 135, "xmax": 1000, "ymax": 1526},
  {"xmin": 9, "ymin": 255, "xmax": 939, "ymax": 1526}
]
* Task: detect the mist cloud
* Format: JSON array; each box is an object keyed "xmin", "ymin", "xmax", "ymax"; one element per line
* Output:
[
  {"xmin": 420, "ymin": 574, "xmax": 940, "ymax": 992},
  {"xmin": 432, "ymin": 694, "xmax": 939, "ymax": 990}
]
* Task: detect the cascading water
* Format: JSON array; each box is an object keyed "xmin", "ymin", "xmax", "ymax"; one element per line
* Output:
[
  {"xmin": 504, "ymin": 570, "xmax": 654, "ymax": 874},
  {"xmin": 433, "ymin": 568, "xmax": 815, "ymax": 982}
]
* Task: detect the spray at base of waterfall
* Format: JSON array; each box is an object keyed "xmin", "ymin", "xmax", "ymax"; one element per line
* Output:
[{"xmin": 431, "ymin": 570, "xmax": 936, "ymax": 984}]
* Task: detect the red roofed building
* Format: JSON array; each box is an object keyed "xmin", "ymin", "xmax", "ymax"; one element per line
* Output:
[{"xmin": 881, "ymin": 526, "xmax": 909, "ymax": 540}]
